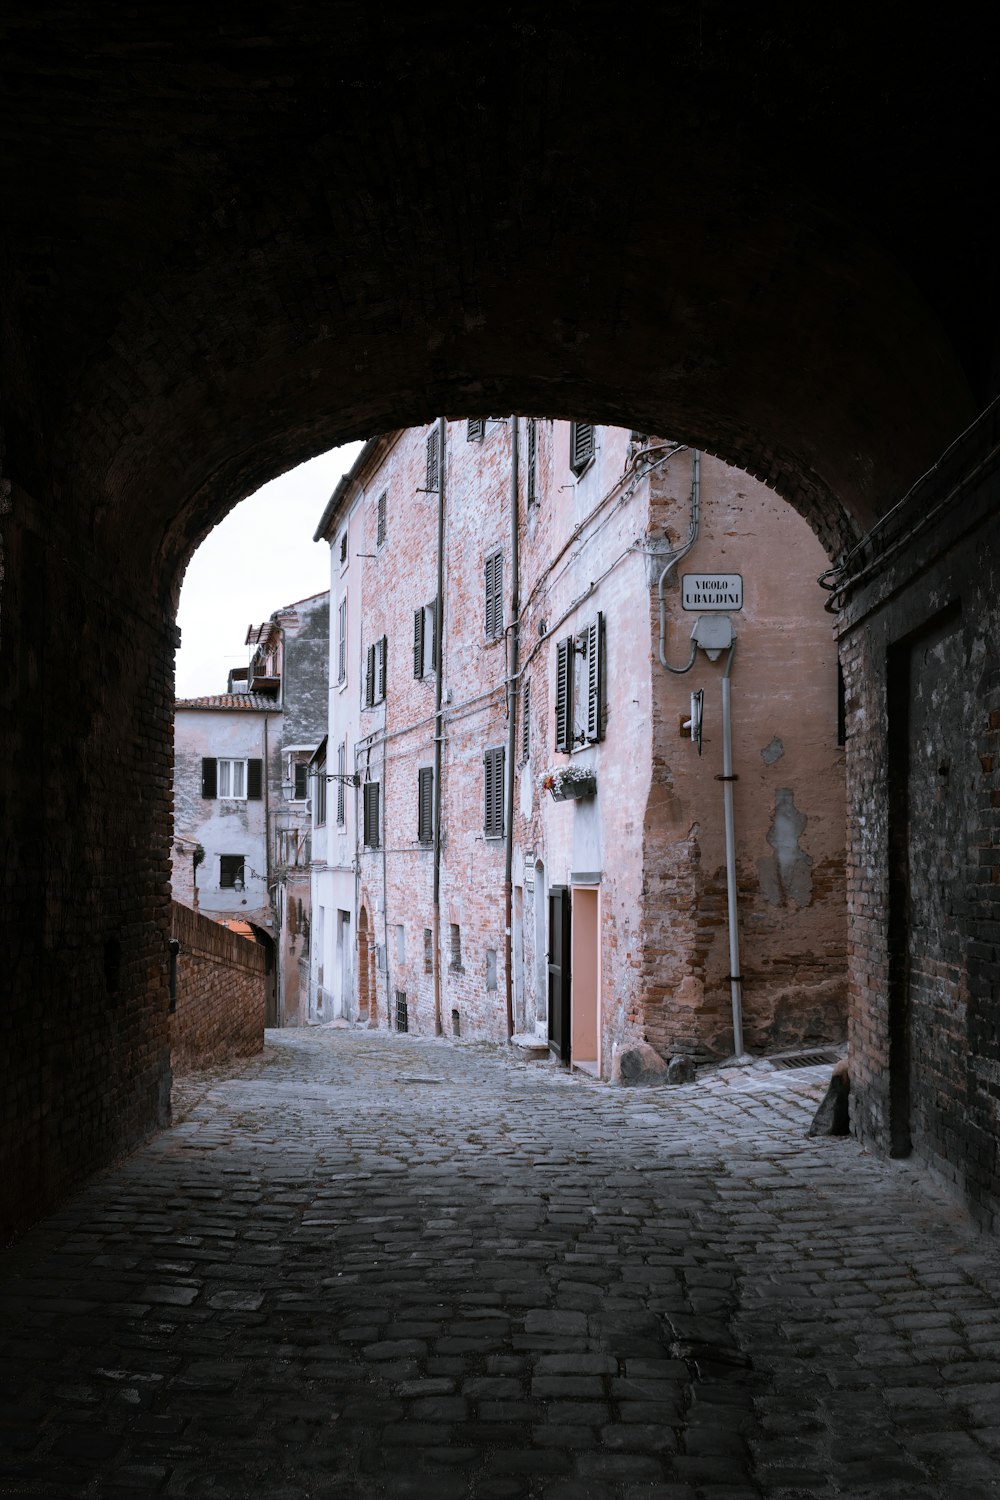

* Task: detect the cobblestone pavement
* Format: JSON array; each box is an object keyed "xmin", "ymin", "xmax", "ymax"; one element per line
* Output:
[{"xmin": 2, "ymin": 1029, "xmax": 1000, "ymax": 1500}]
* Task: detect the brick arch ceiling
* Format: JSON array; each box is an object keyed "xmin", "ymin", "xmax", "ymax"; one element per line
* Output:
[{"xmin": 1, "ymin": 5, "xmax": 995, "ymax": 593}]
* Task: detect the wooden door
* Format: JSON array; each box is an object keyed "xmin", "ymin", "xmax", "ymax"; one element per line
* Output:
[{"xmin": 548, "ymin": 884, "xmax": 571, "ymax": 1063}]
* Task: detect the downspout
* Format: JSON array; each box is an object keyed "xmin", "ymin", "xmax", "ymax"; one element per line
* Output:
[
  {"xmin": 657, "ymin": 448, "xmax": 701, "ymax": 673},
  {"xmin": 432, "ymin": 416, "xmax": 446, "ymax": 1036},
  {"xmin": 503, "ymin": 415, "xmax": 520, "ymax": 1043},
  {"xmin": 720, "ymin": 641, "xmax": 746, "ymax": 1058}
]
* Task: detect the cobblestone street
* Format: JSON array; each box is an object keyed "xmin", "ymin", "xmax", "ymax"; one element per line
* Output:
[{"xmin": 2, "ymin": 1029, "xmax": 1000, "ymax": 1500}]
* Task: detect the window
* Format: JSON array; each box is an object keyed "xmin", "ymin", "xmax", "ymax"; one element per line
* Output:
[
  {"xmin": 396, "ymin": 924, "xmax": 405, "ymax": 964},
  {"xmin": 413, "ymin": 598, "xmax": 438, "ymax": 678},
  {"xmin": 484, "ymin": 551, "xmax": 503, "ymax": 640},
  {"xmin": 339, "ymin": 530, "xmax": 348, "ymax": 566},
  {"xmin": 395, "ymin": 991, "xmax": 409, "ymax": 1032},
  {"xmin": 449, "ymin": 923, "xmax": 463, "ymax": 972},
  {"xmin": 202, "ymin": 757, "xmax": 263, "ymax": 801},
  {"xmin": 554, "ymin": 612, "xmax": 605, "ymax": 750},
  {"xmin": 424, "ymin": 927, "xmax": 433, "ymax": 974},
  {"xmin": 336, "ymin": 740, "xmax": 347, "ymax": 825},
  {"xmin": 486, "ymin": 948, "xmax": 498, "ymax": 991},
  {"xmin": 467, "ymin": 417, "xmax": 485, "ymax": 441},
  {"xmin": 365, "ymin": 635, "xmax": 387, "ymax": 706},
  {"xmin": 569, "ymin": 421, "xmax": 595, "ymax": 476},
  {"xmin": 337, "ymin": 597, "xmax": 347, "ymax": 685},
  {"xmin": 426, "ymin": 426, "xmax": 440, "ymax": 491},
  {"xmin": 219, "ymin": 854, "xmax": 245, "ymax": 889},
  {"xmin": 484, "ymin": 745, "xmax": 505, "ymax": 838},
  {"xmin": 363, "ymin": 781, "xmax": 380, "ymax": 848},
  {"xmin": 417, "ymin": 766, "xmax": 434, "ymax": 844},
  {"xmin": 293, "ymin": 762, "xmax": 309, "ymax": 800},
  {"xmin": 526, "ymin": 418, "xmax": 538, "ymax": 505},
  {"xmin": 376, "ymin": 490, "xmax": 387, "ymax": 547},
  {"xmin": 315, "ymin": 763, "xmax": 328, "ymax": 827},
  {"xmin": 521, "ymin": 678, "xmax": 531, "ymax": 762}
]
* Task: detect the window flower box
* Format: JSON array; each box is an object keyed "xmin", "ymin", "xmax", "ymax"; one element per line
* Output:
[{"xmin": 541, "ymin": 766, "xmax": 597, "ymax": 802}]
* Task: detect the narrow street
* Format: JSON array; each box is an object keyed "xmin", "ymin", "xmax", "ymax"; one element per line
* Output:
[{"xmin": 2, "ymin": 1030, "xmax": 999, "ymax": 1500}]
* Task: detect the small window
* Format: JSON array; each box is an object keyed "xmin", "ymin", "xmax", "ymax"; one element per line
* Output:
[
  {"xmin": 569, "ymin": 421, "xmax": 595, "ymax": 476},
  {"xmin": 293, "ymin": 762, "xmax": 309, "ymax": 800},
  {"xmin": 219, "ymin": 854, "xmax": 245, "ymax": 889},
  {"xmin": 484, "ymin": 551, "xmax": 503, "ymax": 640},
  {"xmin": 337, "ymin": 597, "xmax": 347, "ymax": 685},
  {"xmin": 363, "ymin": 781, "xmax": 381, "ymax": 848},
  {"xmin": 426, "ymin": 426, "xmax": 440, "ymax": 491},
  {"xmin": 365, "ymin": 635, "xmax": 388, "ymax": 706},
  {"xmin": 486, "ymin": 948, "xmax": 498, "ymax": 991},
  {"xmin": 339, "ymin": 530, "xmax": 348, "ymax": 565},
  {"xmin": 521, "ymin": 678, "xmax": 531, "ymax": 763},
  {"xmin": 449, "ymin": 923, "xmax": 463, "ymax": 972},
  {"xmin": 417, "ymin": 766, "xmax": 434, "ymax": 844},
  {"xmin": 395, "ymin": 991, "xmax": 409, "ymax": 1032},
  {"xmin": 424, "ymin": 927, "xmax": 433, "ymax": 974},
  {"xmin": 413, "ymin": 599, "xmax": 438, "ymax": 679},
  {"xmin": 526, "ymin": 418, "xmax": 538, "ymax": 505},
  {"xmin": 376, "ymin": 490, "xmax": 387, "ymax": 548},
  {"xmin": 467, "ymin": 417, "xmax": 485, "ymax": 441},
  {"xmin": 336, "ymin": 740, "xmax": 347, "ymax": 825},
  {"xmin": 218, "ymin": 757, "xmax": 247, "ymax": 799},
  {"xmin": 484, "ymin": 745, "xmax": 505, "ymax": 839},
  {"xmin": 555, "ymin": 614, "xmax": 605, "ymax": 750},
  {"xmin": 396, "ymin": 924, "xmax": 405, "ymax": 964},
  {"xmin": 315, "ymin": 766, "xmax": 328, "ymax": 827}
]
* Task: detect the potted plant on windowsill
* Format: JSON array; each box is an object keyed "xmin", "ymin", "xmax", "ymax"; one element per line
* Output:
[{"xmin": 541, "ymin": 765, "xmax": 597, "ymax": 802}]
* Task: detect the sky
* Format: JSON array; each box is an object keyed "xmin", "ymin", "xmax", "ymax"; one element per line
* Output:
[{"xmin": 175, "ymin": 443, "xmax": 364, "ymax": 699}]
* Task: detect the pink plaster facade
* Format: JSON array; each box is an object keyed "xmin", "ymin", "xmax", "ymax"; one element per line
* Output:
[{"xmin": 314, "ymin": 422, "xmax": 846, "ymax": 1072}]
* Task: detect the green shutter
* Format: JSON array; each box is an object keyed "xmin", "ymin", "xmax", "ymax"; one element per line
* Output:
[
  {"xmin": 247, "ymin": 759, "xmax": 263, "ymax": 800},
  {"xmin": 413, "ymin": 607, "xmax": 425, "ymax": 679},
  {"xmin": 418, "ymin": 766, "xmax": 433, "ymax": 843},
  {"xmin": 365, "ymin": 642, "xmax": 375, "ymax": 706},
  {"xmin": 585, "ymin": 613, "xmax": 604, "ymax": 744},
  {"xmin": 485, "ymin": 746, "xmax": 504, "ymax": 837},
  {"xmin": 555, "ymin": 638, "xmax": 573, "ymax": 752}
]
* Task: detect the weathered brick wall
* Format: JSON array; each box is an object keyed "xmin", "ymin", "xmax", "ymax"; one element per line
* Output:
[
  {"xmin": 1, "ymin": 481, "xmax": 174, "ymax": 1245},
  {"xmin": 841, "ymin": 402, "xmax": 1000, "ymax": 1231},
  {"xmin": 170, "ymin": 900, "xmax": 266, "ymax": 1072}
]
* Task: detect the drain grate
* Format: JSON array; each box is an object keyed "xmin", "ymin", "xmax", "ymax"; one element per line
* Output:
[{"xmin": 769, "ymin": 1049, "xmax": 840, "ymax": 1071}]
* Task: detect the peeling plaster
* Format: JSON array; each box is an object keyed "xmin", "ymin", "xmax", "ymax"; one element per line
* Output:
[
  {"xmin": 761, "ymin": 736, "xmax": 784, "ymax": 765},
  {"xmin": 757, "ymin": 787, "xmax": 813, "ymax": 907}
]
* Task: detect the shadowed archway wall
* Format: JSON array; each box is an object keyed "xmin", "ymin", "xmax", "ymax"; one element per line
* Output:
[{"xmin": 1, "ymin": 5, "xmax": 998, "ymax": 1240}]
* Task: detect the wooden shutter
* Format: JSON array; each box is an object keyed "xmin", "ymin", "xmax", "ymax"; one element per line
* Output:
[
  {"xmin": 417, "ymin": 766, "xmax": 433, "ymax": 843},
  {"xmin": 201, "ymin": 757, "xmax": 217, "ymax": 799},
  {"xmin": 336, "ymin": 741, "xmax": 346, "ymax": 824},
  {"xmin": 521, "ymin": 678, "xmax": 531, "ymax": 761},
  {"xmin": 430, "ymin": 597, "xmax": 439, "ymax": 672},
  {"xmin": 365, "ymin": 642, "xmax": 375, "ymax": 706},
  {"xmin": 467, "ymin": 417, "xmax": 485, "ymax": 441},
  {"xmin": 484, "ymin": 746, "xmax": 504, "ymax": 837},
  {"xmin": 363, "ymin": 782, "xmax": 380, "ymax": 847},
  {"xmin": 485, "ymin": 552, "xmax": 502, "ymax": 638},
  {"xmin": 377, "ymin": 635, "xmax": 387, "ymax": 701},
  {"xmin": 547, "ymin": 885, "xmax": 572, "ymax": 1063},
  {"xmin": 585, "ymin": 612, "xmax": 604, "ymax": 744},
  {"xmin": 426, "ymin": 428, "xmax": 439, "ymax": 491},
  {"xmin": 338, "ymin": 598, "xmax": 347, "ymax": 683},
  {"xmin": 377, "ymin": 490, "xmax": 387, "ymax": 546},
  {"xmin": 413, "ymin": 606, "xmax": 425, "ymax": 679},
  {"xmin": 527, "ymin": 418, "xmax": 538, "ymax": 504},
  {"xmin": 570, "ymin": 422, "xmax": 594, "ymax": 474},
  {"xmin": 555, "ymin": 637, "xmax": 573, "ymax": 752},
  {"xmin": 247, "ymin": 758, "xmax": 263, "ymax": 800}
]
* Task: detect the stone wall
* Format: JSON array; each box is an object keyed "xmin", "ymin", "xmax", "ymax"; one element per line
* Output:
[
  {"xmin": 840, "ymin": 400, "xmax": 1000, "ymax": 1232},
  {"xmin": 170, "ymin": 900, "xmax": 266, "ymax": 1073}
]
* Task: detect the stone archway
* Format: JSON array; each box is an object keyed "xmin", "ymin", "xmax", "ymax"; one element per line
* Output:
[{"xmin": 2, "ymin": 6, "xmax": 999, "ymax": 1241}]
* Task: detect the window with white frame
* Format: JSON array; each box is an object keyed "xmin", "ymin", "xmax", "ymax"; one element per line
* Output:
[
  {"xmin": 337, "ymin": 596, "xmax": 347, "ymax": 685},
  {"xmin": 201, "ymin": 756, "xmax": 263, "ymax": 801}
]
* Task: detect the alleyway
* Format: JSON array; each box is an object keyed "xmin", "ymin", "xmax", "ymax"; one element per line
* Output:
[{"xmin": 2, "ymin": 1031, "xmax": 999, "ymax": 1500}]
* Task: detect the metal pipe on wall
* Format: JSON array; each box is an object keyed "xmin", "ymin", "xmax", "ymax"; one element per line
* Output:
[
  {"xmin": 503, "ymin": 414, "xmax": 520, "ymax": 1043},
  {"xmin": 720, "ymin": 641, "xmax": 745, "ymax": 1057},
  {"xmin": 432, "ymin": 416, "xmax": 447, "ymax": 1037}
]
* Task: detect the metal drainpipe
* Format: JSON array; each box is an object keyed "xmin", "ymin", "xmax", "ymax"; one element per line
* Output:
[
  {"xmin": 503, "ymin": 415, "xmax": 520, "ymax": 1043},
  {"xmin": 432, "ymin": 416, "xmax": 446, "ymax": 1036},
  {"xmin": 720, "ymin": 640, "xmax": 745, "ymax": 1057}
]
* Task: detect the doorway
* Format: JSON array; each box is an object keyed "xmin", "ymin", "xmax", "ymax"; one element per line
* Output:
[{"xmin": 570, "ymin": 885, "xmax": 601, "ymax": 1077}]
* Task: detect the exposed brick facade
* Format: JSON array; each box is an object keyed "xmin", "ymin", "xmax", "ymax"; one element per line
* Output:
[
  {"xmin": 169, "ymin": 900, "xmax": 266, "ymax": 1072},
  {"xmin": 314, "ymin": 422, "xmax": 846, "ymax": 1072}
]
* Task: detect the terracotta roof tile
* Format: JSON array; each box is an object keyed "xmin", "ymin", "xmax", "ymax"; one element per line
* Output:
[{"xmin": 174, "ymin": 693, "xmax": 280, "ymax": 711}]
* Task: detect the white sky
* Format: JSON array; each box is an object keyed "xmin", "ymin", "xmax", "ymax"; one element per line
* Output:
[{"xmin": 175, "ymin": 443, "xmax": 364, "ymax": 699}]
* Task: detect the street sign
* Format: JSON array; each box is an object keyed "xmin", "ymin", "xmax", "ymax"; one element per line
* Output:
[{"xmin": 681, "ymin": 572, "xmax": 743, "ymax": 611}]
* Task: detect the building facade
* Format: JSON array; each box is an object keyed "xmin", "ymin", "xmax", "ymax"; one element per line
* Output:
[
  {"xmin": 311, "ymin": 423, "xmax": 846, "ymax": 1073},
  {"xmin": 172, "ymin": 590, "xmax": 329, "ymax": 1025}
]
